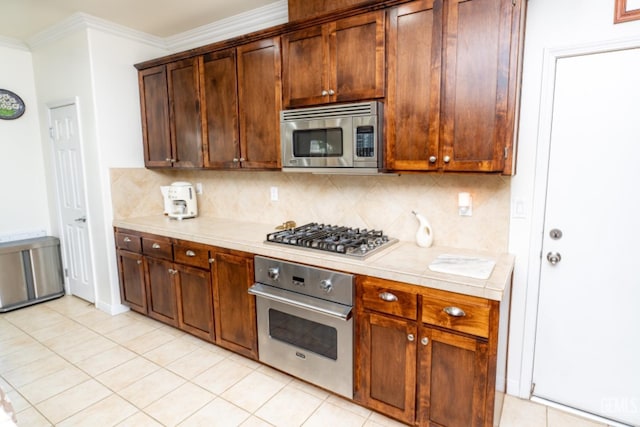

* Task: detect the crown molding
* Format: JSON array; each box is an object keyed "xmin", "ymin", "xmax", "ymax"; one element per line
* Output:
[
  {"xmin": 165, "ymin": 0, "xmax": 288, "ymax": 52},
  {"xmin": 0, "ymin": 35, "xmax": 30, "ymax": 51},
  {"xmin": 27, "ymin": 13, "xmax": 167, "ymax": 50},
  {"xmin": 24, "ymin": 1, "xmax": 288, "ymax": 53}
]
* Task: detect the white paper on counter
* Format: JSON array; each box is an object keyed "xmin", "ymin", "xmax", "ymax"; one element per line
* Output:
[{"xmin": 428, "ymin": 254, "xmax": 496, "ymax": 280}]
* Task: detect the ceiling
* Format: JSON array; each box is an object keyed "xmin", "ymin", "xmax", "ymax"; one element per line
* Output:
[{"xmin": 0, "ymin": 0, "xmax": 279, "ymax": 41}]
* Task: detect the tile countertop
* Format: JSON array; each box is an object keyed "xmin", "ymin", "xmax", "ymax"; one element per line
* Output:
[{"xmin": 113, "ymin": 216, "xmax": 515, "ymax": 302}]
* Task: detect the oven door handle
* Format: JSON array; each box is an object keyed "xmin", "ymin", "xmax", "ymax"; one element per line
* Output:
[{"xmin": 249, "ymin": 283, "xmax": 352, "ymax": 321}]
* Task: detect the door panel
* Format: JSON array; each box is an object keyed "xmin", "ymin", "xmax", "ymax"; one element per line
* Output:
[
  {"xmin": 533, "ymin": 48, "xmax": 640, "ymax": 426},
  {"xmin": 50, "ymin": 103, "xmax": 95, "ymax": 302}
]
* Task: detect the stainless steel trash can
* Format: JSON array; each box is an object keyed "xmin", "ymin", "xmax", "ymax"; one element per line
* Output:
[{"xmin": 0, "ymin": 236, "xmax": 65, "ymax": 312}]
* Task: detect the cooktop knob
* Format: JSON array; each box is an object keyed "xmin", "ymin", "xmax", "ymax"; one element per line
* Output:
[
  {"xmin": 320, "ymin": 279, "xmax": 333, "ymax": 293},
  {"xmin": 267, "ymin": 267, "xmax": 280, "ymax": 280}
]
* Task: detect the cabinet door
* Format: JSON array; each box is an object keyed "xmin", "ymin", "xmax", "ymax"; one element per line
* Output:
[
  {"xmin": 212, "ymin": 251, "xmax": 257, "ymax": 359},
  {"xmin": 385, "ymin": 0, "xmax": 443, "ymax": 171},
  {"xmin": 417, "ymin": 326, "xmax": 489, "ymax": 427},
  {"xmin": 440, "ymin": 0, "xmax": 515, "ymax": 172},
  {"xmin": 167, "ymin": 57, "xmax": 204, "ymax": 168},
  {"xmin": 139, "ymin": 65, "xmax": 172, "ymax": 167},
  {"xmin": 117, "ymin": 250, "xmax": 146, "ymax": 314},
  {"xmin": 356, "ymin": 311, "xmax": 416, "ymax": 425},
  {"xmin": 175, "ymin": 264, "xmax": 214, "ymax": 341},
  {"xmin": 145, "ymin": 257, "xmax": 178, "ymax": 326},
  {"xmin": 237, "ymin": 37, "xmax": 282, "ymax": 170},
  {"xmin": 282, "ymin": 25, "xmax": 328, "ymax": 107},
  {"xmin": 330, "ymin": 10, "xmax": 385, "ymax": 103},
  {"xmin": 201, "ymin": 49, "xmax": 240, "ymax": 169}
]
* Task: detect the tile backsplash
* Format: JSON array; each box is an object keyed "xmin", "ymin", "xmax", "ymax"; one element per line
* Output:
[{"xmin": 110, "ymin": 168, "xmax": 510, "ymax": 252}]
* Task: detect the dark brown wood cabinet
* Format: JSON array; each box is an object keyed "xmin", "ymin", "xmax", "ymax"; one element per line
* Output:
[
  {"xmin": 114, "ymin": 229, "xmax": 256, "ymax": 358},
  {"xmin": 138, "ymin": 58, "xmax": 203, "ymax": 168},
  {"xmin": 211, "ymin": 250, "xmax": 258, "ymax": 359},
  {"xmin": 116, "ymin": 249, "xmax": 146, "ymax": 314},
  {"xmin": 236, "ymin": 37, "xmax": 282, "ymax": 169},
  {"xmin": 201, "ymin": 49, "xmax": 240, "ymax": 169},
  {"xmin": 385, "ymin": 0, "xmax": 523, "ymax": 174},
  {"xmin": 355, "ymin": 275, "xmax": 501, "ymax": 427},
  {"xmin": 282, "ymin": 11, "xmax": 385, "ymax": 107}
]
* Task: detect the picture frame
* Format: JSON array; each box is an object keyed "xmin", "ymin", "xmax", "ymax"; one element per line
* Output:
[
  {"xmin": 615, "ymin": 0, "xmax": 640, "ymax": 23},
  {"xmin": 0, "ymin": 89, "xmax": 25, "ymax": 120}
]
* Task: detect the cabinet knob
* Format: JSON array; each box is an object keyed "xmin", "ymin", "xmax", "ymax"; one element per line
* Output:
[
  {"xmin": 233, "ymin": 158, "xmax": 239, "ymax": 162},
  {"xmin": 321, "ymin": 90, "xmax": 329, "ymax": 96},
  {"xmin": 379, "ymin": 292, "xmax": 398, "ymax": 302},
  {"xmin": 185, "ymin": 250, "xmax": 196, "ymax": 257},
  {"xmin": 429, "ymin": 156, "xmax": 437, "ymax": 163},
  {"xmin": 421, "ymin": 337, "xmax": 429, "ymax": 346},
  {"xmin": 165, "ymin": 158, "xmax": 176, "ymax": 162},
  {"xmin": 136, "ymin": 260, "xmax": 142, "ymax": 265},
  {"xmin": 123, "ymin": 237, "xmax": 132, "ymax": 243},
  {"xmin": 152, "ymin": 243, "xmax": 161, "ymax": 249},
  {"xmin": 328, "ymin": 89, "xmax": 335, "ymax": 95},
  {"xmin": 209, "ymin": 258, "xmax": 215, "ymax": 264},
  {"xmin": 443, "ymin": 306, "xmax": 466, "ymax": 317},
  {"xmin": 167, "ymin": 268, "xmax": 177, "ymax": 275},
  {"xmin": 443, "ymin": 155, "xmax": 451, "ymax": 163},
  {"xmin": 407, "ymin": 334, "xmax": 415, "ymax": 342},
  {"xmin": 239, "ymin": 157, "xmax": 246, "ymax": 162}
]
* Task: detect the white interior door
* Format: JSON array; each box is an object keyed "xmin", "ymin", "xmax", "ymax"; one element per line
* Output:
[
  {"xmin": 49, "ymin": 103, "xmax": 95, "ymax": 303},
  {"xmin": 532, "ymin": 48, "xmax": 640, "ymax": 425}
]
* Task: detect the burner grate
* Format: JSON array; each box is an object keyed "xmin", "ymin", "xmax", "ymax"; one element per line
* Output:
[{"xmin": 266, "ymin": 223, "xmax": 397, "ymax": 258}]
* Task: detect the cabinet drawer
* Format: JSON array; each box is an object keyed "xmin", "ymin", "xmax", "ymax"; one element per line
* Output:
[
  {"xmin": 360, "ymin": 280, "xmax": 417, "ymax": 320},
  {"xmin": 421, "ymin": 293, "xmax": 490, "ymax": 338},
  {"xmin": 115, "ymin": 231, "xmax": 141, "ymax": 253},
  {"xmin": 142, "ymin": 237, "xmax": 173, "ymax": 260},
  {"xmin": 174, "ymin": 243, "xmax": 210, "ymax": 269}
]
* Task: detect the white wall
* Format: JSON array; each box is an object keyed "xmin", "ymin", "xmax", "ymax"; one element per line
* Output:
[
  {"xmin": 30, "ymin": 25, "xmax": 166, "ymax": 313},
  {"xmin": 0, "ymin": 45, "xmax": 50, "ymax": 239},
  {"xmin": 508, "ymin": 0, "xmax": 640, "ymax": 397}
]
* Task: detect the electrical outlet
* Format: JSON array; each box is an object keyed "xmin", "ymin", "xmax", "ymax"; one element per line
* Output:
[
  {"xmin": 195, "ymin": 183, "xmax": 203, "ymax": 194},
  {"xmin": 270, "ymin": 186, "xmax": 278, "ymax": 201}
]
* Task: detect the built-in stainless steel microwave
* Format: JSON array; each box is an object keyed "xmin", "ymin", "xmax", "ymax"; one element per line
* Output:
[{"xmin": 280, "ymin": 101, "xmax": 383, "ymax": 174}]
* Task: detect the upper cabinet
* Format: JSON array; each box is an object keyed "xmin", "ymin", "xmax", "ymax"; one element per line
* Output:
[
  {"xmin": 236, "ymin": 37, "xmax": 282, "ymax": 169},
  {"xmin": 282, "ymin": 11, "xmax": 385, "ymax": 108},
  {"xmin": 135, "ymin": 0, "xmax": 524, "ymax": 174},
  {"xmin": 385, "ymin": 0, "xmax": 523, "ymax": 174},
  {"xmin": 139, "ymin": 58, "xmax": 203, "ymax": 168},
  {"xmin": 201, "ymin": 49, "xmax": 239, "ymax": 169}
]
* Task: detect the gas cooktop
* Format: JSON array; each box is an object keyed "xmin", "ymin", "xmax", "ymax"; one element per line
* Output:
[{"xmin": 265, "ymin": 223, "xmax": 397, "ymax": 258}]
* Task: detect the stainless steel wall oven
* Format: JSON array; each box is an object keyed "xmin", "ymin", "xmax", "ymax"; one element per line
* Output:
[{"xmin": 249, "ymin": 256, "xmax": 354, "ymax": 398}]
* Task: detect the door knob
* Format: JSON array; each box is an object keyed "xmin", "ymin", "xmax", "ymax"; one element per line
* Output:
[{"xmin": 546, "ymin": 252, "xmax": 562, "ymax": 265}]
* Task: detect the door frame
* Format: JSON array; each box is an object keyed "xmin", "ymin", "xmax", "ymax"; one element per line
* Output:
[
  {"xmin": 519, "ymin": 35, "xmax": 640, "ymax": 406},
  {"xmin": 46, "ymin": 97, "xmax": 97, "ymax": 303}
]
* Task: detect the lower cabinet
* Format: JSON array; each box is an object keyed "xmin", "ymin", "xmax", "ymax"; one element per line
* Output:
[
  {"xmin": 175, "ymin": 263, "xmax": 214, "ymax": 341},
  {"xmin": 116, "ymin": 249, "xmax": 146, "ymax": 314},
  {"xmin": 355, "ymin": 275, "xmax": 500, "ymax": 427},
  {"xmin": 212, "ymin": 250, "xmax": 257, "ymax": 359},
  {"xmin": 114, "ymin": 228, "xmax": 257, "ymax": 360}
]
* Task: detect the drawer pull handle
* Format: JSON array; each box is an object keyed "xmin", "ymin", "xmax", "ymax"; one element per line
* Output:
[
  {"xmin": 443, "ymin": 306, "xmax": 466, "ymax": 317},
  {"xmin": 152, "ymin": 243, "xmax": 161, "ymax": 249},
  {"xmin": 123, "ymin": 237, "xmax": 132, "ymax": 243},
  {"xmin": 379, "ymin": 292, "xmax": 398, "ymax": 302},
  {"xmin": 185, "ymin": 250, "xmax": 196, "ymax": 257}
]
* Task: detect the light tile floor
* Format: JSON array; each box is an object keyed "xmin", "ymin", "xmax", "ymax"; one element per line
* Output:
[{"xmin": 0, "ymin": 296, "xmax": 612, "ymax": 427}]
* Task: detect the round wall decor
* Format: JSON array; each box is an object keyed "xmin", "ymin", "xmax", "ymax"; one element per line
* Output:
[{"xmin": 0, "ymin": 89, "xmax": 25, "ymax": 120}]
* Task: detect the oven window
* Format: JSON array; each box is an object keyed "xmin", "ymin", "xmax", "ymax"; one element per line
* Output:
[
  {"xmin": 293, "ymin": 128, "xmax": 343, "ymax": 157},
  {"xmin": 268, "ymin": 308, "xmax": 337, "ymax": 360}
]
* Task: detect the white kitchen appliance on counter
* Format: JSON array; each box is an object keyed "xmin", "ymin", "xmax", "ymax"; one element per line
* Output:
[{"xmin": 165, "ymin": 182, "xmax": 197, "ymax": 220}]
